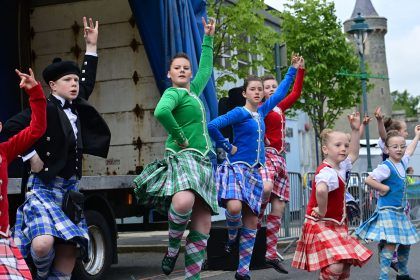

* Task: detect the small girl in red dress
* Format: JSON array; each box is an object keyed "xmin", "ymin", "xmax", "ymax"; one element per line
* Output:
[{"xmin": 292, "ymin": 112, "xmax": 372, "ymax": 279}]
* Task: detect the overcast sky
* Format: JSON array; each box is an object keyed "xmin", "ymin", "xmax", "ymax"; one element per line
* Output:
[{"xmin": 264, "ymin": 0, "xmax": 420, "ymax": 97}]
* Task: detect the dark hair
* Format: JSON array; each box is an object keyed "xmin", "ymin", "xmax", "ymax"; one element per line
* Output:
[
  {"xmin": 385, "ymin": 130, "xmax": 403, "ymax": 146},
  {"xmin": 406, "ymin": 166, "xmax": 414, "ymax": 174},
  {"xmin": 168, "ymin": 52, "xmax": 191, "ymax": 70},
  {"xmin": 261, "ymin": 74, "xmax": 276, "ymax": 83},
  {"xmin": 243, "ymin": 75, "xmax": 262, "ymax": 91},
  {"xmin": 384, "ymin": 118, "xmax": 404, "ymax": 132}
]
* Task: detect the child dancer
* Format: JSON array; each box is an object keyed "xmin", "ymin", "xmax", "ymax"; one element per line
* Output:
[
  {"xmin": 356, "ymin": 126, "xmax": 420, "ymax": 280},
  {"xmin": 133, "ymin": 18, "xmax": 217, "ymax": 280},
  {"xmin": 258, "ymin": 60, "xmax": 305, "ymax": 274},
  {"xmin": 375, "ymin": 107, "xmax": 408, "ymax": 160},
  {"xmin": 292, "ymin": 112, "xmax": 372, "ymax": 279},
  {"xmin": 0, "ymin": 69, "xmax": 46, "ymax": 280},
  {"xmin": 3, "ymin": 17, "xmax": 110, "ymax": 279},
  {"xmin": 208, "ymin": 55, "xmax": 301, "ymax": 280},
  {"xmin": 374, "ymin": 107, "xmax": 409, "ymax": 271}
]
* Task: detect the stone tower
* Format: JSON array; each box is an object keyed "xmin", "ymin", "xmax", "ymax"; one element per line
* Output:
[{"xmin": 342, "ymin": 0, "xmax": 392, "ymax": 139}]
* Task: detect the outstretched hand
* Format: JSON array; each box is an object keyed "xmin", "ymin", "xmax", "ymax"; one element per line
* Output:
[
  {"xmin": 362, "ymin": 115, "xmax": 372, "ymax": 125},
  {"xmin": 374, "ymin": 107, "xmax": 384, "ymax": 120},
  {"xmin": 298, "ymin": 56, "xmax": 305, "ymax": 69},
  {"xmin": 348, "ymin": 111, "xmax": 361, "ymax": 130},
  {"xmin": 83, "ymin": 16, "xmax": 99, "ymax": 52},
  {"xmin": 291, "ymin": 53, "xmax": 301, "ymax": 68},
  {"xmin": 16, "ymin": 68, "xmax": 38, "ymax": 91},
  {"xmin": 414, "ymin": 124, "xmax": 420, "ymax": 137},
  {"xmin": 202, "ymin": 17, "xmax": 215, "ymax": 36}
]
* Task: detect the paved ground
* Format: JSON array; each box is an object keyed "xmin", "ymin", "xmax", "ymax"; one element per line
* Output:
[{"xmin": 105, "ymin": 231, "xmax": 420, "ymax": 280}]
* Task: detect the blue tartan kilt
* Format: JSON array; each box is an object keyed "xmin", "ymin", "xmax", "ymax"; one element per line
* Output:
[
  {"xmin": 216, "ymin": 162, "xmax": 263, "ymax": 215},
  {"xmin": 355, "ymin": 206, "xmax": 419, "ymax": 245},
  {"xmin": 12, "ymin": 175, "xmax": 89, "ymax": 259}
]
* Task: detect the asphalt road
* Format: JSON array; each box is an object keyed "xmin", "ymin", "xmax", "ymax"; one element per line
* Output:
[{"xmin": 105, "ymin": 237, "xmax": 420, "ymax": 280}]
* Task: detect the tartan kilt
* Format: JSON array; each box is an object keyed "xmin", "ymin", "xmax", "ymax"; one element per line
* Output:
[
  {"xmin": 216, "ymin": 162, "xmax": 263, "ymax": 215},
  {"xmin": 133, "ymin": 150, "xmax": 218, "ymax": 215},
  {"xmin": 0, "ymin": 237, "xmax": 32, "ymax": 280},
  {"xmin": 355, "ymin": 207, "xmax": 419, "ymax": 245},
  {"xmin": 12, "ymin": 175, "xmax": 89, "ymax": 259},
  {"xmin": 292, "ymin": 218, "xmax": 372, "ymax": 271},
  {"xmin": 260, "ymin": 149, "xmax": 290, "ymax": 201}
]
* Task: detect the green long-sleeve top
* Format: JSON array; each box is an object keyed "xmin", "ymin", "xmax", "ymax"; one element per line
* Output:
[{"xmin": 154, "ymin": 35, "xmax": 214, "ymax": 156}]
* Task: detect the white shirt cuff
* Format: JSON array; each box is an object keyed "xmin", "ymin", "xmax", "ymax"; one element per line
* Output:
[
  {"xmin": 85, "ymin": 52, "xmax": 97, "ymax": 57},
  {"xmin": 22, "ymin": 150, "xmax": 37, "ymax": 162}
]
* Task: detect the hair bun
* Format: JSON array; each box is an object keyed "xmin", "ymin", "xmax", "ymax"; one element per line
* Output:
[{"xmin": 52, "ymin": 57, "xmax": 62, "ymax": 63}]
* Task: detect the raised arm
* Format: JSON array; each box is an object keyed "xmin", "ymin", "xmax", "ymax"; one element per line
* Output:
[
  {"xmin": 374, "ymin": 107, "xmax": 386, "ymax": 141},
  {"xmin": 278, "ymin": 66, "xmax": 305, "ymax": 111},
  {"xmin": 190, "ymin": 17, "xmax": 215, "ymax": 96},
  {"xmin": 405, "ymin": 125, "xmax": 420, "ymax": 156},
  {"xmin": 348, "ymin": 111, "xmax": 361, "ymax": 163},
  {"xmin": 260, "ymin": 55, "xmax": 299, "ymax": 116},
  {"xmin": 78, "ymin": 17, "xmax": 99, "ymax": 100},
  {"xmin": 208, "ymin": 107, "xmax": 246, "ymax": 154},
  {"xmin": 4, "ymin": 69, "xmax": 46, "ymax": 162},
  {"xmin": 359, "ymin": 115, "xmax": 371, "ymax": 138}
]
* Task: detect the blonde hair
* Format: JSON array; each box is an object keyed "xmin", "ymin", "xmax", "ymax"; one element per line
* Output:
[
  {"xmin": 385, "ymin": 130, "xmax": 403, "ymax": 146},
  {"xmin": 320, "ymin": 129, "xmax": 335, "ymax": 146}
]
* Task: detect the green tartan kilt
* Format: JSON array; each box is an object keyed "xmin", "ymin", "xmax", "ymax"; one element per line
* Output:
[{"xmin": 133, "ymin": 150, "xmax": 218, "ymax": 215}]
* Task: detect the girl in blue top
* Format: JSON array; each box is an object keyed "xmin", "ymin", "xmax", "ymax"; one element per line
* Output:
[
  {"xmin": 356, "ymin": 125, "xmax": 420, "ymax": 280},
  {"xmin": 208, "ymin": 55, "xmax": 302, "ymax": 280}
]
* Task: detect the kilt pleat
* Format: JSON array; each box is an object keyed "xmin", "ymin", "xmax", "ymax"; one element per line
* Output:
[
  {"xmin": 133, "ymin": 151, "xmax": 218, "ymax": 215},
  {"xmin": 356, "ymin": 207, "xmax": 419, "ymax": 245},
  {"xmin": 0, "ymin": 237, "xmax": 32, "ymax": 280},
  {"xmin": 13, "ymin": 175, "xmax": 89, "ymax": 259},
  {"xmin": 260, "ymin": 149, "xmax": 290, "ymax": 201},
  {"xmin": 292, "ymin": 218, "xmax": 372, "ymax": 271},
  {"xmin": 216, "ymin": 162, "xmax": 263, "ymax": 215}
]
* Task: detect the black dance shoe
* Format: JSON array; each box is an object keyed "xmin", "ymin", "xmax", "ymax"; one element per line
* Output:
[
  {"xmin": 396, "ymin": 275, "xmax": 415, "ymax": 280},
  {"xmin": 234, "ymin": 272, "xmax": 251, "ymax": 280},
  {"xmin": 265, "ymin": 258, "xmax": 289, "ymax": 274},
  {"xmin": 161, "ymin": 252, "xmax": 179, "ymax": 275}
]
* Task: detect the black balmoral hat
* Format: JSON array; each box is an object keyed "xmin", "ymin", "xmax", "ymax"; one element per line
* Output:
[{"xmin": 42, "ymin": 57, "xmax": 80, "ymax": 84}]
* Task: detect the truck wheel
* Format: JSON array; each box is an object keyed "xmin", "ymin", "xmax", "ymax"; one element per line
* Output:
[{"xmin": 73, "ymin": 210, "xmax": 113, "ymax": 280}]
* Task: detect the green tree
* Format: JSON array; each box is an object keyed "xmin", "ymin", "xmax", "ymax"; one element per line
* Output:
[
  {"xmin": 280, "ymin": 0, "xmax": 361, "ymax": 140},
  {"xmin": 391, "ymin": 90, "xmax": 420, "ymax": 117},
  {"xmin": 207, "ymin": 0, "xmax": 281, "ymax": 97}
]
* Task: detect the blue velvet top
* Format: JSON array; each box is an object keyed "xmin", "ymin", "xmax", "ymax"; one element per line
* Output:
[
  {"xmin": 208, "ymin": 67, "xmax": 297, "ymax": 167},
  {"xmin": 378, "ymin": 159, "xmax": 407, "ymax": 208}
]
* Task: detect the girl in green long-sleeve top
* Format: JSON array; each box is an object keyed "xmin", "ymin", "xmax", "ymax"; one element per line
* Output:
[{"xmin": 133, "ymin": 17, "xmax": 217, "ymax": 280}]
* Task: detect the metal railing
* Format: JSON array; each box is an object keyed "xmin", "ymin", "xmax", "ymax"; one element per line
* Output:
[
  {"xmin": 262, "ymin": 172, "xmax": 420, "ymax": 253},
  {"xmin": 407, "ymin": 175, "xmax": 420, "ymax": 223}
]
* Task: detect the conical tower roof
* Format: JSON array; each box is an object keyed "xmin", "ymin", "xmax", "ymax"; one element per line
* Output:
[{"xmin": 350, "ymin": 0, "xmax": 378, "ymax": 18}]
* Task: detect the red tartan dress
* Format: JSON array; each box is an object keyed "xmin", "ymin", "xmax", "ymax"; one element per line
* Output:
[
  {"xmin": 0, "ymin": 84, "xmax": 46, "ymax": 280},
  {"xmin": 291, "ymin": 162, "xmax": 372, "ymax": 271}
]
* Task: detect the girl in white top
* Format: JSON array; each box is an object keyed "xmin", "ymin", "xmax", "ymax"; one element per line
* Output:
[{"xmin": 356, "ymin": 126, "xmax": 420, "ymax": 280}]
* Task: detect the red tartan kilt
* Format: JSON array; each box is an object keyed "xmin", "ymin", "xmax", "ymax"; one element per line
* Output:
[
  {"xmin": 261, "ymin": 149, "xmax": 290, "ymax": 201},
  {"xmin": 0, "ymin": 237, "xmax": 32, "ymax": 280},
  {"xmin": 292, "ymin": 218, "xmax": 372, "ymax": 272}
]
